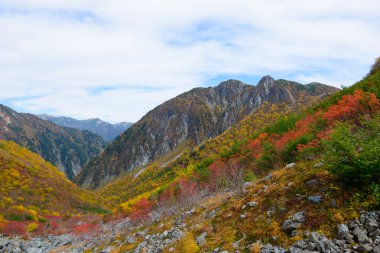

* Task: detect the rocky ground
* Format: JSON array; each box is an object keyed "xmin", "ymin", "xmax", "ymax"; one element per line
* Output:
[
  {"xmin": 260, "ymin": 211, "xmax": 380, "ymax": 253},
  {"xmin": 2, "ymin": 210, "xmax": 380, "ymax": 252}
]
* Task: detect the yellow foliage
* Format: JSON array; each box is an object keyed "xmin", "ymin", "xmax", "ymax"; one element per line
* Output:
[
  {"xmin": 29, "ymin": 209, "xmax": 38, "ymax": 221},
  {"xmin": 12, "ymin": 205, "xmax": 28, "ymax": 213},
  {"xmin": 175, "ymin": 233, "xmax": 200, "ymax": 253},
  {"xmin": 0, "ymin": 140, "xmax": 107, "ymax": 217},
  {"xmin": 250, "ymin": 243, "xmax": 261, "ymax": 253},
  {"xmin": 8, "ymin": 168, "xmax": 20, "ymax": 178},
  {"xmin": 27, "ymin": 222, "xmax": 39, "ymax": 233},
  {"xmin": 333, "ymin": 211, "xmax": 344, "ymax": 223},
  {"xmin": 119, "ymin": 188, "xmax": 160, "ymax": 214},
  {"xmin": 3, "ymin": 197, "xmax": 14, "ymax": 205}
]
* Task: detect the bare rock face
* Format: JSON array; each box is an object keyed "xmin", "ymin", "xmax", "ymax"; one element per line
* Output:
[{"xmin": 77, "ymin": 76, "xmax": 339, "ymax": 188}]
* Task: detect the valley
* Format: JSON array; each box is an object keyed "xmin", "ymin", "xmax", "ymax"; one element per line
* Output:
[{"xmin": 1, "ymin": 60, "xmax": 380, "ymax": 252}]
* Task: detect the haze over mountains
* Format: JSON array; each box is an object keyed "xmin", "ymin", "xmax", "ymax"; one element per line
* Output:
[
  {"xmin": 38, "ymin": 115, "xmax": 133, "ymax": 142},
  {"xmin": 76, "ymin": 76, "xmax": 339, "ymax": 188}
]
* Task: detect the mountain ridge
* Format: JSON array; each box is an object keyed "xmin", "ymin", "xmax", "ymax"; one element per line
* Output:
[
  {"xmin": 77, "ymin": 76, "xmax": 339, "ymax": 188},
  {"xmin": 37, "ymin": 115, "xmax": 133, "ymax": 142},
  {"xmin": 0, "ymin": 105, "xmax": 106, "ymax": 179}
]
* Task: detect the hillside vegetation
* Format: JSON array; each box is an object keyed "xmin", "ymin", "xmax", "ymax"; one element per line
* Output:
[
  {"xmin": 86, "ymin": 59, "xmax": 380, "ymax": 252},
  {"xmin": 0, "ymin": 140, "xmax": 108, "ymax": 236},
  {"xmin": 77, "ymin": 77, "xmax": 338, "ymax": 188},
  {"xmin": 0, "ymin": 105, "xmax": 106, "ymax": 179},
  {"xmin": 97, "ymin": 96, "xmax": 322, "ymax": 209},
  {"xmin": 1, "ymin": 60, "xmax": 380, "ymax": 253}
]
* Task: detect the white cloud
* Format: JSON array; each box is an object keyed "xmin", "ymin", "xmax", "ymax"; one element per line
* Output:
[{"xmin": 0, "ymin": 0, "xmax": 379, "ymax": 122}]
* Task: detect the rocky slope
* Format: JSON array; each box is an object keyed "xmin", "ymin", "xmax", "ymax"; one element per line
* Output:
[
  {"xmin": 38, "ymin": 115, "xmax": 133, "ymax": 142},
  {"xmin": 0, "ymin": 105, "xmax": 106, "ymax": 179},
  {"xmin": 77, "ymin": 76, "xmax": 338, "ymax": 188}
]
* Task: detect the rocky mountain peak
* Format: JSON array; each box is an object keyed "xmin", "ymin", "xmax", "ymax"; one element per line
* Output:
[
  {"xmin": 77, "ymin": 77, "xmax": 339, "ymax": 188},
  {"xmin": 217, "ymin": 79, "xmax": 246, "ymax": 88},
  {"xmin": 257, "ymin": 75, "xmax": 276, "ymax": 87},
  {"xmin": 215, "ymin": 79, "xmax": 248, "ymax": 94}
]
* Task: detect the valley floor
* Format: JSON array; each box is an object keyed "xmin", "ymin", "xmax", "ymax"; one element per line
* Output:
[{"xmin": 2, "ymin": 163, "xmax": 380, "ymax": 253}]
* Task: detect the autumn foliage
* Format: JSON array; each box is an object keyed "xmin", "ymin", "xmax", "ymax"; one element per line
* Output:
[
  {"xmin": 129, "ymin": 198, "xmax": 152, "ymax": 221},
  {"xmin": 322, "ymin": 90, "xmax": 380, "ymax": 123},
  {"xmin": 73, "ymin": 223, "xmax": 98, "ymax": 235},
  {"xmin": 2, "ymin": 221, "xmax": 27, "ymax": 236},
  {"xmin": 123, "ymin": 88, "xmax": 380, "ymax": 219}
]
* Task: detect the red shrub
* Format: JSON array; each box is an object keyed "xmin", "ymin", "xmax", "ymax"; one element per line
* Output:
[
  {"xmin": 297, "ymin": 128, "xmax": 334, "ymax": 152},
  {"xmin": 208, "ymin": 159, "xmax": 244, "ymax": 190},
  {"xmin": 129, "ymin": 198, "xmax": 152, "ymax": 221},
  {"xmin": 73, "ymin": 223, "xmax": 97, "ymax": 235},
  {"xmin": 50, "ymin": 221, "xmax": 59, "ymax": 230},
  {"xmin": 248, "ymin": 133, "xmax": 268, "ymax": 159},
  {"xmin": 158, "ymin": 184, "xmax": 176, "ymax": 206},
  {"xmin": 323, "ymin": 90, "xmax": 380, "ymax": 123},
  {"xmin": 178, "ymin": 177, "xmax": 198, "ymax": 203},
  {"xmin": 2, "ymin": 221, "xmax": 27, "ymax": 236},
  {"xmin": 274, "ymin": 113, "xmax": 319, "ymax": 151}
]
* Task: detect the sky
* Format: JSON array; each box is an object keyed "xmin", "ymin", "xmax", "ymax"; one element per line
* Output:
[{"xmin": 0, "ymin": 1, "xmax": 380, "ymax": 123}]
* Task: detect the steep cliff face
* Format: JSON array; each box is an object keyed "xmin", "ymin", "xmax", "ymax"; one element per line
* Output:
[
  {"xmin": 77, "ymin": 76, "xmax": 339, "ymax": 188},
  {"xmin": 37, "ymin": 115, "xmax": 133, "ymax": 142},
  {"xmin": 0, "ymin": 105, "xmax": 106, "ymax": 179}
]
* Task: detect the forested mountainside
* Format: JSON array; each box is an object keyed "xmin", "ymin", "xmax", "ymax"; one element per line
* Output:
[
  {"xmin": 0, "ymin": 140, "xmax": 108, "ymax": 237},
  {"xmin": 0, "ymin": 105, "xmax": 106, "ymax": 179},
  {"xmin": 38, "ymin": 115, "xmax": 133, "ymax": 142},
  {"xmin": 78, "ymin": 59, "xmax": 380, "ymax": 253},
  {"xmin": 77, "ymin": 76, "xmax": 338, "ymax": 188}
]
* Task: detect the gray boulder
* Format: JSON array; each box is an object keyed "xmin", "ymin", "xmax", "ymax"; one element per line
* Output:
[
  {"xmin": 305, "ymin": 179, "xmax": 319, "ymax": 188},
  {"xmin": 196, "ymin": 232, "xmax": 207, "ymax": 246},
  {"xmin": 281, "ymin": 211, "xmax": 306, "ymax": 234},
  {"xmin": 337, "ymin": 224, "xmax": 351, "ymax": 241},
  {"xmin": 308, "ymin": 195, "xmax": 323, "ymax": 204},
  {"xmin": 352, "ymin": 226, "xmax": 369, "ymax": 243}
]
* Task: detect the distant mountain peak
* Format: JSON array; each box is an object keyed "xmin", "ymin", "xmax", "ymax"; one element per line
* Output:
[
  {"xmin": 37, "ymin": 115, "xmax": 133, "ymax": 142},
  {"xmin": 258, "ymin": 75, "xmax": 276, "ymax": 87}
]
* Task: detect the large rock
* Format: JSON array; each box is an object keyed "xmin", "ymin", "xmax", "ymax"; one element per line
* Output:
[
  {"xmin": 305, "ymin": 179, "xmax": 319, "ymax": 188},
  {"xmin": 364, "ymin": 213, "xmax": 379, "ymax": 232},
  {"xmin": 352, "ymin": 227, "xmax": 369, "ymax": 243},
  {"xmin": 196, "ymin": 232, "xmax": 207, "ymax": 246},
  {"xmin": 260, "ymin": 244, "xmax": 286, "ymax": 253},
  {"xmin": 337, "ymin": 224, "xmax": 351, "ymax": 241},
  {"xmin": 281, "ymin": 211, "xmax": 306, "ymax": 234},
  {"xmin": 308, "ymin": 195, "xmax": 323, "ymax": 204}
]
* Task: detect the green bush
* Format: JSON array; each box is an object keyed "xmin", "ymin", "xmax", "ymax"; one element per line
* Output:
[
  {"xmin": 323, "ymin": 115, "xmax": 380, "ymax": 186},
  {"xmin": 244, "ymin": 171, "xmax": 257, "ymax": 182},
  {"xmin": 194, "ymin": 157, "xmax": 214, "ymax": 181},
  {"xmin": 220, "ymin": 141, "xmax": 242, "ymax": 158}
]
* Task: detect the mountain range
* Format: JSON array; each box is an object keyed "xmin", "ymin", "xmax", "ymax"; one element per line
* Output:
[
  {"xmin": 2, "ymin": 61, "xmax": 380, "ymax": 253},
  {"xmin": 37, "ymin": 115, "xmax": 133, "ymax": 142},
  {"xmin": 76, "ymin": 75, "xmax": 339, "ymax": 188}
]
